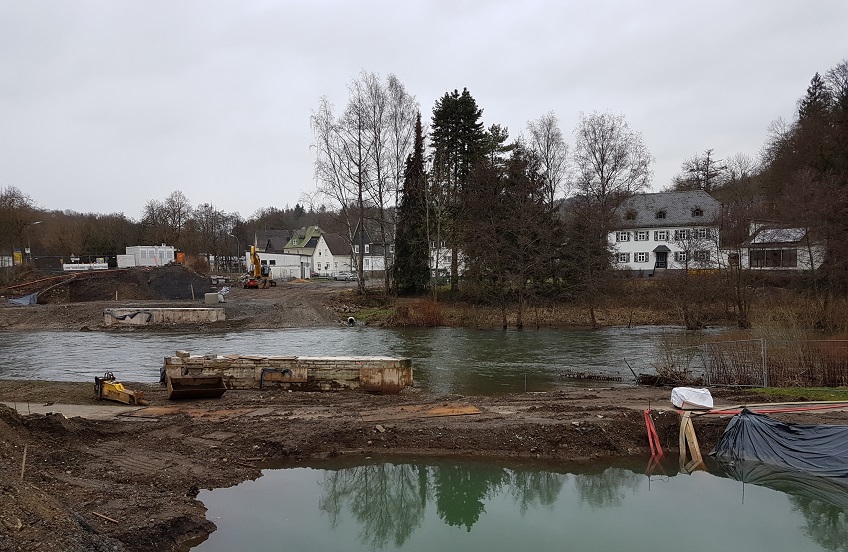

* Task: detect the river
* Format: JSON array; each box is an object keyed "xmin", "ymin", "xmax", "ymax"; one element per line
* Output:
[{"xmin": 0, "ymin": 325, "xmax": 718, "ymax": 394}]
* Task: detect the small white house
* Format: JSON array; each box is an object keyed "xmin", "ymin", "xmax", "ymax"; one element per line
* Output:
[
  {"xmin": 610, "ymin": 191, "xmax": 722, "ymax": 275},
  {"xmin": 313, "ymin": 233, "xmax": 353, "ymax": 277},
  {"xmin": 123, "ymin": 244, "xmax": 176, "ymax": 267},
  {"xmin": 739, "ymin": 226, "xmax": 825, "ymax": 271}
]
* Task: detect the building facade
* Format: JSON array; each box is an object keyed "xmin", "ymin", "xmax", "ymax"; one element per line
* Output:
[{"xmin": 609, "ymin": 191, "xmax": 722, "ymax": 275}]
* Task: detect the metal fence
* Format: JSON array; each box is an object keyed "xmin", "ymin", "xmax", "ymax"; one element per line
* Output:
[{"xmin": 701, "ymin": 339, "xmax": 848, "ymax": 387}]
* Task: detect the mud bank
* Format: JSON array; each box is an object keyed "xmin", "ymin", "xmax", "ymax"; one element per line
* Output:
[{"xmin": 2, "ymin": 382, "xmax": 847, "ymax": 551}]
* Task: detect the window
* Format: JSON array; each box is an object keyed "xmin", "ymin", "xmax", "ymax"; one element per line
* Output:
[
  {"xmin": 354, "ymin": 245, "xmax": 359, "ymax": 254},
  {"xmin": 675, "ymin": 251, "xmax": 688, "ymax": 263},
  {"xmin": 269, "ymin": 260, "xmax": 276, "ymax": 266},
  {"xmin": 635, "ymin": 252, "xmax": 648, "ymax": 263},
  {"xmin": 635, "ymin": 230, "xmax": 649, "ymax": 241},
  {"xmin": 365, "ymin": 244, "xmax": 370, "ymax": 254},
  {"xmin": 616, "ymin": 231, "xmax": 630, "ymax": 242},
  {"xmin": 656, "ymin": 211, "xmax": 666, "ymax": 219},
  {"xmin": 694, "ymin": 228, "xmax": 709, "ymax": 240},
  {"xmin": 260, "ymin": 260, "xmax": 267, "ymax": 265},
  {"xmin": 625, "ymin": 211, "xmax": 636, "ymax": 221},
  {"xmin": 655, "ymin": 230, "xmax": 668, "ymax": 241},
  {"xmin": 617, "ymin": 252, "xmax": 630, "ymax": 263},
  {"xmin": 389, "ymin": 244, "xmax": 395, "ymax": 253},
  {"xmin": 750, "ymin": 248, "xmax": 798, "ymax": 268},
  {"xmin": 140, "ymin": 249, "xmax": 147, "ymax": 259},
  {"xmin": 318, "ymin": 251, "xmax": 321, "ymax": 256},
  {"xmin": 693, "ymin": 250, "xmax": 710, "ymax": 262},
  {"xmin": 674, "ymin": 229, "xmax": 689, "ymax": 240},
  {"xmin": 692, "ymin": 208, "xmax": 703, "ymax": 217}
]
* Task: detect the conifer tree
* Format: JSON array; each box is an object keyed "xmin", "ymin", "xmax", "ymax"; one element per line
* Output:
[
  {"xmin": 393, "ymin": 114, "xmax": 430, "ymax": 295},
  {"xmin": 430, "ymin": 88, "xmax": 486, "ymax": 291}
]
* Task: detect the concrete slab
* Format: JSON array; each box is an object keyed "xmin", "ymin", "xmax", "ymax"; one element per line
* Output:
[{"xmin": 1, "ymin": 401, "xmax": 145, "ymax": 420}]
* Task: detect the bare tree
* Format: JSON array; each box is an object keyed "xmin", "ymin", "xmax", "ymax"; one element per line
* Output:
[
  {"xmin": 0, "ymin": 185, "xmax": 37, "ymax": 260},
  {"xmin": 724, "ymin": 152, "xmax": 758, "ymax": 184},
  {"xmin": 163, "ymin": 191, "xmax": 192, "ymax": 245},
  {"xmin": 570, "ymin": 111, "xmax": 653, "ymax": 326},
  {"xmin": 671, "ymin": 149, "xmax": 727, "ymax": 192},
  {"xmin": 526, "ymin": 111, "xmax": 569, "ymax": 205},
  {"xmin": 572, "ymin": 111, "xmax": 653, "ymax": 209},
  {"xmin": 360, "ymin": 72, "xmax": 417, "ymax": 293},
  {"xmin": 312, "ymin": 73, "xmax": 417, "ymax": 293},
  {"xmin": 312, "ymin": 84, "xmax": 375, "ymax": 292}
]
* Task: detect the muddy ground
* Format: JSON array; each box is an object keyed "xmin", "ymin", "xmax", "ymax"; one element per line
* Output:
[{"xmin": 2, "ymin": 268, "xmax": 848, "ymax": 550}]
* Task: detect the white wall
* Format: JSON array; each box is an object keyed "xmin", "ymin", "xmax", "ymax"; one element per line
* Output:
[
  {"xmin": 609, "ymin": 226, "xmax": 720, "ymax": 272},
  {"xmin": 251, "ymin": 251, "xmax": 311, "ymax": 279},
  {"xmin": 126, "ymin": 245, "xmax": 175, "ymax": 267}
]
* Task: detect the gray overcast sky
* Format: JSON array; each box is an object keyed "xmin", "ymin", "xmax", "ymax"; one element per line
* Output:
[{"xmin": 2, "ymin": 1, "xmax": 847, "ymax": 220}]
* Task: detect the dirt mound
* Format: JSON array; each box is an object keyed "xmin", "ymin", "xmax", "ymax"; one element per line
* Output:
[{"xmin": 33, "ymin": 266, "xmax": 215, "ymax": 303}]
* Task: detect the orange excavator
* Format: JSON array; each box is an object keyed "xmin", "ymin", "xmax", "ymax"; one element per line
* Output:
[{"xmin": 243, "ymin": 245, "xmax": 277, "ymax": 289}]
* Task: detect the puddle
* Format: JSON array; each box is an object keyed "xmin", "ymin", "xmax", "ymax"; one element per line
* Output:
[{"xmin": 187, "ymin": 456, "xmax": 848, "ymax": 551}]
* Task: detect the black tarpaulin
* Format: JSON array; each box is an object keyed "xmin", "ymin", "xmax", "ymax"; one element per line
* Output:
[
  {"xmin": 711, "ymin": 409, "xmax": 848, "ymax": 479},
  {"xmin": 712, "ymin": 459, "xmax": 848, "ymax": 508}
]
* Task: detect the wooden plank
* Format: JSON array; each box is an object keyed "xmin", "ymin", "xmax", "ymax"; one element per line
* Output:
[{"xmin": 361, "ymin": 403, "xmax": 481, "ymax": 422}]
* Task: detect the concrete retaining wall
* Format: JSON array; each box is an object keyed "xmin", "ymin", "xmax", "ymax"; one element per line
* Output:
[
  {"xmin": 163, "ymin": 351, "xmax": 413, "ymax": 393},
  {"xmin": 103, "ymin": 308, "xmax": 226, "ymax": 326}
]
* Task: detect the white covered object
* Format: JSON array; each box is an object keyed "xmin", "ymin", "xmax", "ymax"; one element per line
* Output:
[{"xmin": 671, "ymin": 387, "xmax": 714, "ymax": 410}]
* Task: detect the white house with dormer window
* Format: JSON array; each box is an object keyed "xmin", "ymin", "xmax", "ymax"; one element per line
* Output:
[{"xmin": 609, "ymin": 190, "xmax": 722, "ymax": 275}]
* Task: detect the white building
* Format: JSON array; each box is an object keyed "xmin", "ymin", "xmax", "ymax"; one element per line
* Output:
[
  {"xmin": 122, "ymin": 244, "xmax": 176, "ymax": 267},
  {"xmin": 245, "ymin": 250, "xmax": 311, "ymax": 280},
  {"xmin": 609, "ymin": 191, "xmax": 722, "ymax": 275},
  {"xmin": 313, "ymin": 233, "xmax": 353, "ymax": 277},
  {"xmin": 739, "ymin": 225, "xmax": 825, "ymax": 271}
]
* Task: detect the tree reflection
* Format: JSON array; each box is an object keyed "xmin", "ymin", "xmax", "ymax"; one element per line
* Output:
[
  {"xmin": 433, "ymin": 464, "xmax": 508, "ymax": 531},
  {"xmin": 509, "ymin": 471, "xmax": 568, "ymax": 514},
  {"xmin": 573, "ymin": 468, "xmax": 641, "ymax": 508},
  {"xmin": 790, "ymin": 496, "xmax": 848, "ymax": 551},
  {"xmin": 317, "ymin": 461, "xmax": 631, "ymax": 547},
  {"xmin": 319, "ymin": 463, "xmax": 426, "ymax": 549}
]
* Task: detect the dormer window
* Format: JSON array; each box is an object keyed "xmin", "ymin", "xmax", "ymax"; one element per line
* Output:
[
  {"xmin": 655, "ymin": 211, "xmax": 666, "ymax": 220},
  {"xmin": 625, "ymin": 211, "xmax": 636, "ymax": 221},
  {"xmin": 692, "ymin": 208, "xmax": 703, "ymax": 217}
]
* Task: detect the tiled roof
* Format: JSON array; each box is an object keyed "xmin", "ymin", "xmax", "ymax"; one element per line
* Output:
[
  {"xmin": 615, "ymin": 190, "xmax": 721, "ymax": 228},
  {"xmin": 321, "ymin": 233, "xmax": 351, "ymax": 256}
]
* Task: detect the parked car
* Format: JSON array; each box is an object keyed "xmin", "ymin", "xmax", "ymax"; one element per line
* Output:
[{"xmin": 333, "ymin": 272, "xmax": 358, "ymax": 281}]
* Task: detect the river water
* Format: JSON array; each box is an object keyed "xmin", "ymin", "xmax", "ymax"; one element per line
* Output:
[
  {"xmin": 188, "ymin": 456, "xmax": 848, "ymax": 552},
  {"xmin": 0, "ymin": 326, "xmax": 712, "ymax": 394}
]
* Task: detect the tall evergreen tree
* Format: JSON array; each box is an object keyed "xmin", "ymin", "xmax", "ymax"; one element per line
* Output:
[
  {"xmin": 798, "ymin": 72, "xmax": 832, "ymax": 123},
  {"xmin": 430, "ymin": 88, "xmax": 486, "ymax": 291},
  {"xmin": 393, "ymin": 113, "xmax": 430, "ymax": 295}
]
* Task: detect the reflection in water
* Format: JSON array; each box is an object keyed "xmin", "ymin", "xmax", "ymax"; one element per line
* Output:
[
  {"xmin": 432, "ymin": 464, "xmax": 508, "ymax": 530},
  {"xmin": 319, "ymin": 464, "xmax": 427, "ymax": 549},
  {"xmin": 714, "ymin": 459, "xmax": 848, "ymax": 552},
  {"xmin": 194, "ymin": 458, "xmax": 848, "ymax": 552},
  {"xmin": 508, "ymin": 470, "xmax": 567, "ymax": 515},
  {"xmin": 572, "ymin": 468, "xmax": 641, "ymax": 508}
]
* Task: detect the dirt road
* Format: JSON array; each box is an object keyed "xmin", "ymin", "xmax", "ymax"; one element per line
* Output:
[{"xmin": 0, "ymin": 277, "xmax": 361, "ymax": 331}]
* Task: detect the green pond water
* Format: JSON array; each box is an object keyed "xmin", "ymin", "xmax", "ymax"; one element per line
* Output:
[{"xmin": 188, "ymin": 457, "xmax": 848, "ymax": 552}]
